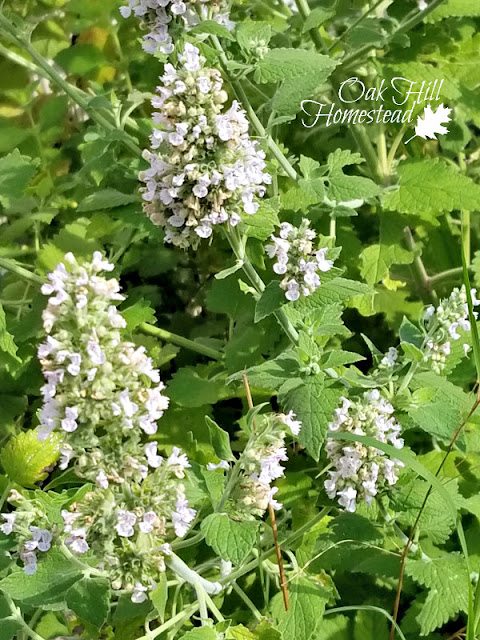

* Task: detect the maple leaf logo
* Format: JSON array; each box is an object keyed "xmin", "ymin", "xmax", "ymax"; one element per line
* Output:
[{"xmin": 405, "ymin": 103, "xmax": 452, "ymax": 144}]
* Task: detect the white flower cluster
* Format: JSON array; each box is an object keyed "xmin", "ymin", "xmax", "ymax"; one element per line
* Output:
[
  {"xmin": 37, "ymin": 251, "xmax": 169, "ymax": 484},
  {"xmin": 141, "ymin": 43, "xmax": 271, "ymax": 248},
  {"xmin": 1, "ymin": 492, "xmax": 54, "ymax": 576},
  {"xmin": 380, "ymin": 346, "xmax": 398, "ymax": 369},
  {"xmin": 120, "ymin": 0, "xmax": 232, "ymax": 57},
  {"xmin": 265, "ymin": 219, "xmax": 334, "ymax": 301},
  {"xmin": 231, "ymin": 411, "xmax": 301, "ymax": 518},
  {"xmin": 10, "ymin": 252, "xmax": 197, "ymax": 601},
  {"xmin": 423, "ymin": 285, "xmax": 479, "ymax": 373},
  {"xmin": 324, "ymin": 391, "xmax": 404, "ymax": 513}
]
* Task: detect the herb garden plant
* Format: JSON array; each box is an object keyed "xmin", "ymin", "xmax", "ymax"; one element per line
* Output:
[{"xmin": 1, "ymin": 1, "xmax": 480, "ymax": 639}]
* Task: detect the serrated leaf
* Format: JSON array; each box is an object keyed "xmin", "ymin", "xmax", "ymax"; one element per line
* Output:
[
  {"xmin": 302, "ymin": 7, "xmax": 335, "ymax": 32},
  {"xmin": 384, "ymin": 159, "xmax": 480, "ymax": 219},
  {"xmin": 322, "ymin": 350, "xmax": 365, "ymax": 368},
  {"xmin": 255, "ymin": 281, "xmax": 285, "ymax": 322},
  {"xmin": 242, "ymin": 197, "xmax": 280, "ymax": 240},
  {"xmin": 206, "ymin": 416, "xmax": 235, "ymax": 461},
  {"xmin": 1, "ymin": 429, "xmax": 61, "ymax": 487},
  {"xmin": 77, "ymin": 188, "xmax": 140, "ymax": 213},
  {"xmin": 54, "ymin": 44, "xmax": 107, "ymax": 75},
  {"xmin": 190, "ymin": 20, "xmax": 235, "ymax": 40},
  {"xmin": 271, "ymin": 577, "xmax": 329, "ymax": 640},
  {"xmin": 0, "ymin": 549, "xmax": 82, "ymax": 606},
  {"xmin": 150, "ymin": 572, "xmax": 168, "ymax": 622},
  {"xmin": 327, "ymin": 174, "xmax": 381, "ymax": 203},
  {"xmin": 66, "ymin": 577, "xmax": 110, "ymax": 629},
  {"xmin": 168, "ymin": 368, "xmax": 224, "ymax": 408},
  {"xmin": 0, "ymin": 149, "xmax": 39, "ymax": 206},
  {"xmin": 0, "ymin": 302, "xmax": 20, "ymax": 365},
  {"xmin": 236, "ymin": 20, "xmax": 272, "ymax": 51},
  {"xmin": 279, "ymin": 378, "xmax": 343, "ymax": 460},
  {"xmin": 406, "ymin": 554, "xmax": 469, "ymax": 635},
  {"xmin": 180, "ymin": 628, "xmax": 219, "ymax": 640},
  {"xmin": 201, "ymin": 513, "xmax": 259, "ymax": 565},
  {"xmin": 121, "ymin": 299, "xmax": 156, "ymax": 331},
  {"xmin": 255, "ymin": 49, "xmax": 336, "ymax": 84}
]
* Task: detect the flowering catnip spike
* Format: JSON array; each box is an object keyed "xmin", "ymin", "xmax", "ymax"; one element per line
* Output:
[
  {"xmin": 265, "ymin": 219, "xmax": 334, "ymax": 301},
  {"xmin": 423, "ymin": 285, "xmax": 480, "ymax": 373},
  {"xmin": 231, "ymin": 412, "xmax": 301, "ymax": 518},
  {"xmin": 324, "ymin": 391, "xmax": 404, "ymax": 513},
  {"xmin": 141, "ymin": 43, "xmax": 271, "ymax": 248},
  {"xmin": 37, "ymin": 252, "xmax": 170, "ymax": 486},
  {"xmin": 380, "ymin": 346, "xmax": 398, "ymax": 369},
  {"xmin": 120, "ymin": 0, "xmax": 233, "ymax": 57},
  {"xmin": 1, "ymin": 492, "xmax": 56, "ymax": 574}
]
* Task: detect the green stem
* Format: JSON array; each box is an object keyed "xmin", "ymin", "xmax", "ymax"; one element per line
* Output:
[
  {"xmin": 195, "ymin": 582, "xmax": 210, "ymax": 625},
  {"xmin": 223, "ymin": 507, "xmax": 331, "ymax": 585},
  {"xmin": 210, "ymin": 36, "xmax": 297, "ymax": 182},
  {"xmin": 294, "ymin": 0, "xmax": 329, "ymax": 53},
  {"xmin": 328, "ymin": 0, "xmax": 385, "ymax": 51},
  {"xmin": 428, "ymin": 266, "xmax": 465, "ymax": 286},
  {"xmin": 340, "ymin": 0, "xmax": 448, "ymax": 70},
  {"xmin": 166, "ymin": 552, "xmax": 223, "ymax": 595},
  {"xmin": 404, "ymin": 227, "xmax": 437, "ymax": 303},
  {"xmin": 0, "ymin": 257, "xmax": 44, "ymax": 286},
  {"xmin": 0, "ymin": 11, "xmax": 142, "ymax": 157},
  {"xmin": 0, "ymin": 481, "xmax": 13, "ymax": 510},
  {"xmin": 137, "ymin": 604, "xmax": 199, "ymax": 640},
  {"xmin": 226, "ymin": 229, "xmax": 299, "ymax": 343},
  {"xmin": 0, "ymin": 256, "xmax": 222, "ymax": 360},
  {"xmin": 138, "ymin": 323, "xmax": 222, "ymax": 360},
  {"xmin": 204, "ymin": 592, "xmax": 225, "ymax": 623},
  {"xmin": 232, "ymin": 583, "xmax": 263, "ymax": 621},
  {"xmin": 2, "ymin": 592, "xmax": 47, "ymax": 640},
  {"xmin": 324, "ymin": 605, "xmax": 407, "ymax": 640}
]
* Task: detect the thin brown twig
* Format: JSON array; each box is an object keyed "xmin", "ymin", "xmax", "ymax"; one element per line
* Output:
[
  {"xmin": 445, "ymin": 626, "xmax": 467, "ymax": 640},
  {"xmin": 389, "ymin": 386, "xmax": 480, "ymax": 640},
  {"xmin": 242, "ymin": 372, "xmax": 289, "ymax": 611}
]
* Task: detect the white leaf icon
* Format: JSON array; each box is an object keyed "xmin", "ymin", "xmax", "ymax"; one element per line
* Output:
[{"xmin": 405, "ymin": 103, "xmax": 452, "ymax": 144}]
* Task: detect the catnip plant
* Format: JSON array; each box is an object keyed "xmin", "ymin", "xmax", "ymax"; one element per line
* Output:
[{"xmin": 0, "ymin": 1, "xmax": 480, "ymax": 640}]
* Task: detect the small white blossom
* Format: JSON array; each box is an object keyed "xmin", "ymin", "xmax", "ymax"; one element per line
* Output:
[
  {"xmin": 172, "ymin": 488, "xmax": 196, "ymax": 537},
  {"xmin": 0, "ymin": 513, "xmax": 16, "ymax": 535},
  {"xmin": 266, "ymin": 220, "xmax": 334, "ymax": 300},
  {"xmin": 131, "ymin": 582, "xmax": 148, "ymax": 604},
  {"xmin": 115, "ymin": 510, "xmax": 137, "ymax": 538},
  {"xmin": 167, "ymin": 447, "xmax": 191, "ymax": 478},
  {"xmin": 278, "ymin": 410, "xmax": 302, "ymax": 436}
]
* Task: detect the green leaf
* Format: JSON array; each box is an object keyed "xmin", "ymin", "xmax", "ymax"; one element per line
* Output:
[
  {"xmin": 384, "ymin": 159, "xmax": 480, "ymax": 219},
  {"xmin": 302, "ymin": 7, "xmax": 335, "ymax": 32},
  {"xmin": 66, "ymin": 576, "xmax": 110, "ymax": 629},
  {"xmin": 242, "ymin": 197, "xmax": 280, "ymax": 240},
  {"xmin": 399, "ymin": 316, "xmax": 424, "ymax": 347},
  {"xmin": 190, "ymin": 20, "xmax": 235, "ymax": 40},
  {"xmin": 279, "ymin": 377, "xmax": 343, "ymax": 460},
  {"xmin": 77, "ymin": 188, "xmax": 140, "ymax": 213},
  {"xmin": 316, "ymin": 615, "xmax": 350, "ymax": 640},
  {"xmin": 150, "ymin": 572, "xmax": 168, "ymax": 622},
  {"xmin": 0, "ymin": 549, "xmax": 82, "ymax": 606},
  {"xmin": 327, "ymin": 174, "xmax": 381, "ymax": 203},
  {"xmin": 201, "ymin": 513, "xmax": 259, "ymax": 565},
  {"xmin": 236, "ymin": 20, "xmax": 272, "ymax": 51},
  {"xmin": 121, "ymin": 299, "xmax": 156, "ymax": 331},
  {"xmin": 353, "ymin": 609, "xmax": 388, "ymax": 640},
  {"xmin": 54, "ymin": 44, "xmax": 107, "ymax": 75},
  {"xmin": 271, "ymin": 577, "xmax": 329, "ymax": 640},
  {"xmin": 322, "ymin": 350, "xmax": 365, "ymax": 368},
  {"xmin": 406, "ymin": 554, "xmax": 469, "ymax": 635},
  {"xmin": 0, "ymin": 149, "xmax": 39, "ymax": 206},
  {"xmin": 0, "ymin": 594, "xmax": 22, "ymax": 640},
  {"xmin": 0, "ymin": 429, "xmax": 61, "ymax": 487},
  {"xmin": 428, "ymin": 0, "xmax": 480, "ymax": 20},
  {"xmin": 0, "ymin": 302, "xmax": 20, "ymax": 366},
  {"xmin": 255, "ymin": 49, "xmax": 337, "ymax": 84},
  {"xmin": 255, "ymin": 281, "xmax": 285, "ymax": 322},
  {"xmin": 168, "ymin": 367, "xmax": 225, "ymax": 408},
  {"xmin": 292, "ymin": 278, "xmax": 371, "ymax": 315},
  {"xmin": 205, "ymin": 416, "xmax": 235, "ymax": 462}
]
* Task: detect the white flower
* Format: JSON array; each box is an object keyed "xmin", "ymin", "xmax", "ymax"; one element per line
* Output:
[
  {"xmin": 22, "ymin": 551, "xmax": 38, "ymax": 575},
  {"xmin": 145, "ymin": 442, "xmax": 163, "ymax": 468},
  {"xmin": 96, "ymin": 470, "xmax": 109, "ymax": 489},
  {"xmin": 131, "ymin": 582, "xmax": 148, "ymax": 604},
  {"xmin": 172, "ymin": 488, "xmax": 196, "ymax": 537},
  {"xmin": 65, "ymin": 528, "xmax": 89, "ymax": 554},
  {"xmin": 167, "ymin": 447, "xmax": 191, "ymax": 478},
  {"xmin": 279, "ymin": 410, "xmax": 302, "ymax": 436},
  {"xmin": 206, "ymin": 460, "xmax": 230, "ymax": 471},
  {"xmin": 337, "ymin": 486, "xmax": 357, "ymax": 512},
  {"xmin": 115, "ymin": 510, "xmax": 137, "ymax": 538},
  {"xmin": 1, "ymin": 513, "xmax": 16, "ymax": 535},
  {"xmin": 139, "ymin": 511, "xmax": 157, "ymax": 534},
  {"xmin": 380, "ymin": 347, "xmax": 398, "ymax": 369},
  {"xmin": 61, "ymin": 406, "xmax": 79, "ymax": 433},
  {"xmin": 25, "ymin": 527, "xmax": 52, "ymax": 552}
]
